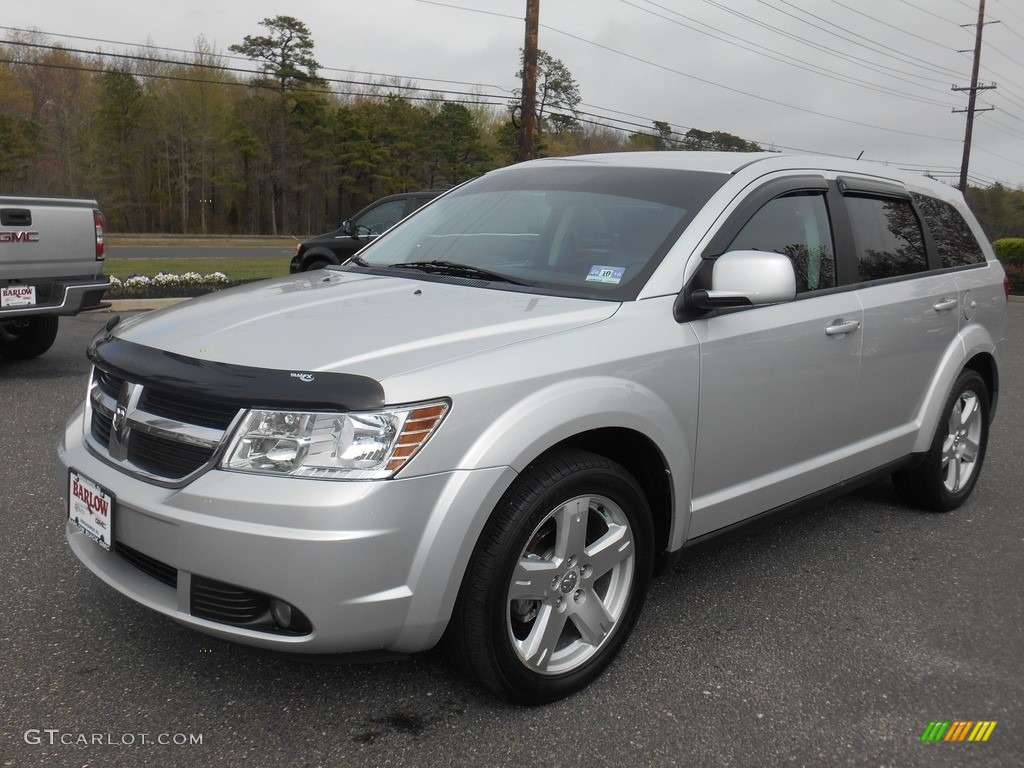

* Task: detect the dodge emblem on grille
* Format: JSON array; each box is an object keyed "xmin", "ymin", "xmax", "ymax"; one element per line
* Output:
[{"xmin": 112, "ymin": 404, "xmax": 127, "ymax": 438}]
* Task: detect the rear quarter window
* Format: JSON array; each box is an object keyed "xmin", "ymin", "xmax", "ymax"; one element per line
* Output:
[
  {"xmin": 912, "ymin": 193, "xmax": 986, "ymax": 268},
  {"xmin": 847, "ymin": 196, "xmax": 927, "ymax": 281}
]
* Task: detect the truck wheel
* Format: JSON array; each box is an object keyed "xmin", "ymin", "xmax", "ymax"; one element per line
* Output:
[
  {"xmin": 305, "ymin": 259, "xmax": 330, "ymax": 272},
  {"xmin": 0, "ymin": 316, "xmax": 59, "ymax": 359},
  {"xmin": 893, "ymin": 369, "xmax": 990, "ymax": 512},
  {"xmin": 445, "ymin": 449, "xmax": 653, "ymax": 704}
]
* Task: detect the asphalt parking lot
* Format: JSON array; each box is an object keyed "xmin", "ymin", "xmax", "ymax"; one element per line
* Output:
[{"xmin": 1, "ymin": 304, "xmax": 1021, "ymax": 768}]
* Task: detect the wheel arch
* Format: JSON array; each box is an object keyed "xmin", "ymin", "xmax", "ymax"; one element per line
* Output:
[
  {"xmin": 453, "ymin": 376, "xmax": 694, "ymax": 554},
  {"xmin": 912, "ymin": 326, "xmax": 999, "ymax": 454},
  {"xmin": 543, "ymin": 428, "xmax": 674, "ymax": 573},
  {"xmin": 963, "ymin": 351, "xmax": 999, "ymax": 420},
  {"xmin": 298, "ymin": 246, "xmax": 340, "ymax": 271},
  {"xmin": 396, "ymin": 379, "xmax": 694, "ymax": 651}
]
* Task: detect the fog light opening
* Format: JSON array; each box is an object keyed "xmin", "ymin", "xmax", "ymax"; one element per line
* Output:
[{"xmin": 270, "ymin": 599, "xmax": 293, "ymax": 629}]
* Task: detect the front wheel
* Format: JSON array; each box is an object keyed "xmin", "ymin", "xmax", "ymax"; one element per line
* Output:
[
  {"xmin": 893, "ymin": 369, "xmax": 990, "ymax": 511},
  {"xmin": 0, "ymin": 316, "xmax": 59, "ymax": 359},
  {"xmin": 445, "ymin": 449, "xmax": 654, "ymax": 704}
]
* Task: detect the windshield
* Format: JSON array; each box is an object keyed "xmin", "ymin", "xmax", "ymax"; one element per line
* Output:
[{"xmin": 343, "ymin": 164, "xmax": 727, "ymax": 300}]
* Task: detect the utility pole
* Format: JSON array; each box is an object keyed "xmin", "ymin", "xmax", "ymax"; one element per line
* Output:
[
  {"xmin": 953, "ymin": 0, "xmax": 996, "ymax": 191},
  {"xmin": 519, "ymin": 0, "xmax": 540, "ymax": 162}
]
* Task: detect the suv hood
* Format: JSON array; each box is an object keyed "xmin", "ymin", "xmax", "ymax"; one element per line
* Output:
[{"xmin": 113, "ymin": 271, "xmax": 618, "ymax": 381}]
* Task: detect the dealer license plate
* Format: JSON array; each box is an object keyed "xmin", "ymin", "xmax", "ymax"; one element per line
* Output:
[
  {"xmin": 68, "ymin": 471, "xmax": 114, "ymax": 550},
  {"xmin": 1, "ymin": 285, "xmax": 36, "ymax": 307}
]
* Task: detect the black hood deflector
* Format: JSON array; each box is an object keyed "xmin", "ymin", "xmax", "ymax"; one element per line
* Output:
[{"xmin": 89, "ymin": 335, "xmax": 386, "ymax": 412}]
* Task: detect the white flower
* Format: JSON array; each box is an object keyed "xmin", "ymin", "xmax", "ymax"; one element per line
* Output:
[{"xmin": 109, "ymin": 270, "xmax": 233, "ymax": 295}]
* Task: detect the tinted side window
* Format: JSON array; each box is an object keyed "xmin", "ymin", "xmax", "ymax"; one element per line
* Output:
[
  {"xmin": 847, "ymin": 196, "xmax": 927, "ymax": 281},
  {"xmin": 912, "ymin": 193, "xmax": 986, "ymax": 268},
  {"xmin": 409, "ymin": 196, "xmax": 435, "ymax": 214},
  {"xmin": 727, "ymin": 192, "xmax": 836, "ymax": 293},
  {"xmin": 355, "ymin": 199, "xmax": 408, "ymax": 235}
]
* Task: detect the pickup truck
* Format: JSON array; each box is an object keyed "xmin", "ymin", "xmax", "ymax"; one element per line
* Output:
[{"xmin": 0, "ymin": 196, "xmax": 110, "ymax": 358}]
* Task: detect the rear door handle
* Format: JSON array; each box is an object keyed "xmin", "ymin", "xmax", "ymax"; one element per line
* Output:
[
  {"xmin": 934, "ymin": 298, "xmax": 958, "ymax": 311},
  {"xmin": 825, "ymin": 319, "xmax": 860, "ymax": 336}
]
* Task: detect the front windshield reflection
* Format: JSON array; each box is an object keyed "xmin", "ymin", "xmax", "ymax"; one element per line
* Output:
[{"xmin": 346, "ymin": 166, "xmax": 727, "ymax": 300}]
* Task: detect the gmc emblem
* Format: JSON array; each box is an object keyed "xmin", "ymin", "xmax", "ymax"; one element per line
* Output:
[{"xmin": 0, "ymin": 231, "xmax": 39, "ymax": 243}]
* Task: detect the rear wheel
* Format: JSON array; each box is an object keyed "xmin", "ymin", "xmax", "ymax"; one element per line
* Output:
[
  {"xmin": 445, "ymin": 449, "xmax": 653, "ymax": 704},
  {"xmin": 893, "ymin": 369, "xmax": 990, "ymax": 511},
  {"xmin": 0, "ymin": 316, "xmax": 59, "ymax": 359}
]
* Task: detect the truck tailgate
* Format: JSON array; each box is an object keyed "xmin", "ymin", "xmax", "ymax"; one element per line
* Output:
[{"xmin": 0, "ymin": 197, "xmax": 103, "ymax": 282}]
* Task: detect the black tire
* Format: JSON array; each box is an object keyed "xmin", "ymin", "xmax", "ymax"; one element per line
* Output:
[
  {"xmin": 0, "ymin": 316, "xmax": 59, "ymax": 359},
  {"xmin": 305, "ymin": 259, "xmax": 330, "ymax": 272},
  {"xmin": 444, "ymin": 449, "xmax": 654, "ymax": 704},
  {"xmin": 893, "ymin": 369, "xmax": 990, "ymax": 512}
]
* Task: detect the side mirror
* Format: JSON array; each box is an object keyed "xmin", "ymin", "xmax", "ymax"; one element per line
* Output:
[
  {"xmin": 692, "ymin": 250, "xmax": 796, "ymax": 310},
  {"xmin": 340, "ymin": 220, "xmax": 353, "ymax": 236}
]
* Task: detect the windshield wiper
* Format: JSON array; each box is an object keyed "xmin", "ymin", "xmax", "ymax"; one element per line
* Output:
[{"xmin": 387, "ymin": 260, "xmax": 531, "ymax": 286}]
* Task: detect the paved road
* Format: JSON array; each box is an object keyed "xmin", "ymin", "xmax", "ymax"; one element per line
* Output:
[{"xmin": 1, "ymin": 305, "xmax": 1022, "ymax": 768}]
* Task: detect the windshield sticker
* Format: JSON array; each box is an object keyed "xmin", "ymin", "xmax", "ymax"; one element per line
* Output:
[{"xmin": 586, "ymin": 266, "xmax": 626, "ymax": 285}]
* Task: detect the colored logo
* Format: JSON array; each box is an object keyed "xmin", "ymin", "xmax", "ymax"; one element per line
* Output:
[{"xmin": 921, "ymin": 721, "xmax": 997, "ymax": 742}]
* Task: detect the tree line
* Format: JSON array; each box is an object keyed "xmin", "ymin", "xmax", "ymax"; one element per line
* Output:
[{"xmin": 1, "ymin": 16, "xmax": 1018, "ymax": 240}]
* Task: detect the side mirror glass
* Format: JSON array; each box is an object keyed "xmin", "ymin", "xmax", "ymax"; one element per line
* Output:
[{"xmin": 693, "ymin": 250, "xmax": 796, "ymax": 310}]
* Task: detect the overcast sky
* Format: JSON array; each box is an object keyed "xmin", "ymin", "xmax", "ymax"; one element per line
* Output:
[{"xmin": 4, "ymin": 0, "xmax": 1023, "ymax": 188}]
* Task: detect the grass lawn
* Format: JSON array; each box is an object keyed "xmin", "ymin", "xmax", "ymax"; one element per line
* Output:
[{"xmin": 104, "ymin": 257, "xmax": 290, "ymax": 282}]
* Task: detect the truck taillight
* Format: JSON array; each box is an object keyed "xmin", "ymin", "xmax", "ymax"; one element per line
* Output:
[{"xmin": 94, "ymin": 209, "xmax": 106, "ymax": 261}]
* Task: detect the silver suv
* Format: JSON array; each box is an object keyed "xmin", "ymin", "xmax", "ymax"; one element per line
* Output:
[{"xmin": 59, "ymin": 152, "xmax": 1007, "ymax": 704}]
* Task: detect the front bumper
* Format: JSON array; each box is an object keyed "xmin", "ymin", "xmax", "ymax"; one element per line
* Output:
[{"xmin": 58, "ymin": 403, "xmax": 515, "ymax": 654}]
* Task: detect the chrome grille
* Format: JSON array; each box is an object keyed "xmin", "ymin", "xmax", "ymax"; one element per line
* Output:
[
  {"xmin": 138, "ymin": 387, "xmax": 238, "ymax": 430},
  {"xmin": 91, "ymin": 408, "xmax": 113, "ymax": 445},
  {"xmin": 95, "ymin": 369, "xmax": 124, "ymax": 399},
  {"xmin": 127, "ymin": 432, "xmax": 216, "ymax": 478},
  {"xmin": 86, "ymin": 366, "xmax": 240, "ymax": 484}
]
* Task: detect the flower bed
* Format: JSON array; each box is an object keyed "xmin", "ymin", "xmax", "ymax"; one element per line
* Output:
[{"xmin": 107, "ymin": 271, "xmax": 232, "ymax": 299}]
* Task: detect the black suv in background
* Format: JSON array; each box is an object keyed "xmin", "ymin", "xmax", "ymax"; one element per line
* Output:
[{"xmin": 290, "ymin": 190, "xmax": 443, "ymax": 273}]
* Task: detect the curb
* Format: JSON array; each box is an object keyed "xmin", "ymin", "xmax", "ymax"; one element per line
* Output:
[{"xmin": 95, "ymin": 298, "xmax": 193, "ymax": 312}]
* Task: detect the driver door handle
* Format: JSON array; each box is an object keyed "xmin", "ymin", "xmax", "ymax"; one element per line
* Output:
[
  {"xmin": 825, "ymin": 319, "xmax": 861, "ymax": 336},
  {"xmin": 933, "ymin": 298, "xmax": 958, "ymax": 311}
]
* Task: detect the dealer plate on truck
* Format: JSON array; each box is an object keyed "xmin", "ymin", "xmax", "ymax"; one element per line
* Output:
[
  {"xmin": 68, "ymin": 470, "xmax": 113, "ymax": 550},
  {"xmin": 1, "ymin": 285, "xmax": 36, "ymax": 307}
]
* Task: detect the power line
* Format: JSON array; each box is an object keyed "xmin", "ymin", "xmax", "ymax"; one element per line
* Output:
[
  {"xmin": 624, "ymin": 0, "xmax": 955, "ymax": 108},
  {"xmin": 991, "ymin": 0, "xmax": 1024, "ymax": 29},
  {"xmin": 1, "ymin": 38, "xmax": 514, "ymax": 103},
  {"xmin": 894, "ymin": 0, "xmax": 963, "ymax": 28},
  {"xmin": 540, "ymin": 22, "xmax": 961, "ymax": 143},
  {"xmin": 0, "ymin": 53, "xmax": 512, "ymax": 110},
  {"xmin": 409, "ymin": 0, "xmax": 521, "ymax": 21},
  {"xmin": 714, "ymin": 0, "xmax": 967, "ymax": 82},
  {"xmin": 4, "ymin": 14, "xmax": 1022, "ymax": 186},
  {"xmin": 825, "ymin": 0, "xmax": 963, "ymax": 54},
  {"xmin": 0, "ymin": 24, "xmax": 516, "ymax": 93}
]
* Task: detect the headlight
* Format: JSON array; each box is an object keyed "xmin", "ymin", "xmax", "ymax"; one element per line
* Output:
[{"xmin": 221, "ymin": 401, "xmax": 448, "ymax": 479}]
